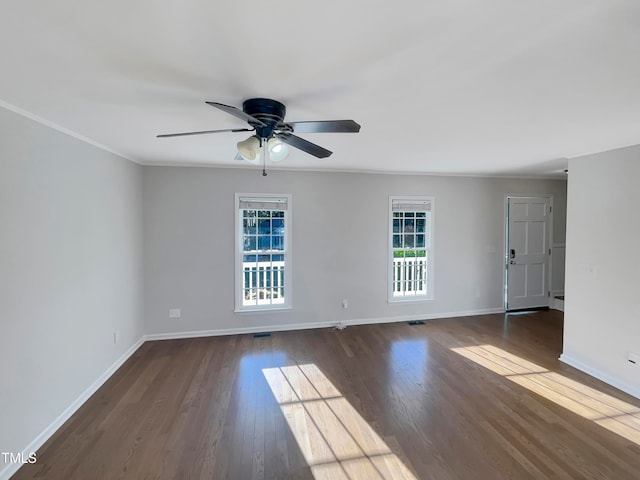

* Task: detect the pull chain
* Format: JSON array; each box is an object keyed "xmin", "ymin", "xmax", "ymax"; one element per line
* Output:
[{"xmin": 262, "ymin": 138, "xmax": 268, "ymax": 176}]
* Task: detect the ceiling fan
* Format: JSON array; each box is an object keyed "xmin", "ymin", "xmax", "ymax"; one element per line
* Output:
[{"xmin": 157, "ymin": 98, "xmax": 361, "ymax": 163}]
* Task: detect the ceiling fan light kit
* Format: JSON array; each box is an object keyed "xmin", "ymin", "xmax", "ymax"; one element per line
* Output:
[
  {"xmin": 236, "ymin": 136, "xmax": 289, "ymax": 163},
  {"xmin": 236, "ymin": 135, "xmax": 261, "ymax": 161},
  {"xmin": 158, "ymin": 97, "xmax": 361, "ymax": 174},
  {"xmin": 267, "ymin": 138, "xmax": 288, "ymax": 162}
]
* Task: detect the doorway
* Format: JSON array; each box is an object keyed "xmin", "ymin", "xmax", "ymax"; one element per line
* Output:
[{"xmin": 504, "ymin": 195, "xmax": 552, "ymax": 310}]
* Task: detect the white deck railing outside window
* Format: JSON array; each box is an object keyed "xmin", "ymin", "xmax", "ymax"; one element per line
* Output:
[
  {"xmin": 393, "ymin": 256, "xmax": 427, "ymax": 297},
  {"xmin": 243, "ymin": 260, "xmax": 286, "ymax": 306}
]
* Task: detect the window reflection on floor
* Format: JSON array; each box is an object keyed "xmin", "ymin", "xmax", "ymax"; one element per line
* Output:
[
  {"xmin": 451, "ymin": 344, "xmax": 640, "ymax": 445},
  {"xmin": 262, "ymin": 364, "xmax": 417, "ymax": 480},
  {"xmin": 390, "ymin": 339, "xmax": 428, "ymax": 384}
]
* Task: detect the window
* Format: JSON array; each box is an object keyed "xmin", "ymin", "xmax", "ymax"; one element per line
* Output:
[
  {"xmin": 389, "ymin": 196, "xmax": 434, "ymax": 302},
  {"xmin": 235, "ymin": 194, "xmax": 291, "ymax": 311}
]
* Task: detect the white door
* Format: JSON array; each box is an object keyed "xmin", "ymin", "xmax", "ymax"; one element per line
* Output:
[{"xmin": 506, "ymin": 196, "xmax": 550, "ymax": 310}]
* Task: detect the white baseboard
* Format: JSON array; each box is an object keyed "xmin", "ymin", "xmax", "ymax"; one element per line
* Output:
[
  {"xmin": 341, "ymin": 307, "xmax": 505, "ymax": 328},
  {"xmin": 0, "ymin": 337, "xmax": 145, "ymax": 480},
  {"xmin": 559, "ymin": 354, "xmax": 640, "ymax": 400},
  {"xmin": 145, "ymin": 307, "xmax": 506, "ymax": 341},
  {"xmin": 144, "ymin": 320, "xmax": 336, "ymax": 341},
  {"xmin": 550, "ymin": 298, "xmax": 564, "ymax": 312}
]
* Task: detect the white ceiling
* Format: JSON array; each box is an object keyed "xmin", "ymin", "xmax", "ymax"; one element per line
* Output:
[{"xmin": 2, "ymin": 0, "xmax": 640, "ymax": 177}]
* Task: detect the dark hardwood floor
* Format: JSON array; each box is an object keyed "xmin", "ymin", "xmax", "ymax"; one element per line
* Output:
[{"xmin": 14, "ymin": 310, "xmax": 640, "ymax": 479}]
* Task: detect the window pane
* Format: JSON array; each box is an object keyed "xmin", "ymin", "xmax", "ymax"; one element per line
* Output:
[
  {"xmin": 272, "ymin": 218, "xmax": 284, "ymax": 234},
  {"xmin": 272, "ymin": 254, "xmax": 284, "ymax": 262},
  {"xmin": 258, "ymin": 218, "xmax": 271, "ymax": 234},
  {"xmin": 258, "ymin": 210, "xmax": 271, "ymax": 218},
  {"xmin": 404, "ymin": 218, "xmax": 414, "ymax": 232},
  {"xmin": 258, "ymin": 235, "xmax": 271, "ymax": 250},
  {"xmin": 393, "ymin": 234, "xmax": 402, "ymax": 248},
  {"xmin": 244, "ymin": 235, "xmax": 256, "ymax": 251},
  {"xmin": 393, "ymin": 218, "xmax": 400, "ymax": 233},
  {"xmin": 416, "ymin": 218, "xmax": 425, "ymax": 233},
  {"xmin": 272, "ymin": 211, "xmax": 284, "ymax": 218},
  {"xmin": 243, "ymin": 218, "xmax": 257, "ymax": 235},
  {"xmin": 416, "ymin": 234, "xmax": 425, "ymax": 247},
  {"xmin": 404, "ymin": 234, "xmax": 414, "ymax": 248},
  {"xmin": 244, "ymin": 210, "xmax": 256, "ymax": 218},
  {"xmin": 272, "ymin": 235, "xmax": 284, "ymax": 250},
  {"xmin": 243, "ymin": 254, "xmax": 257, "ymax": 262},
  {"xmin": 416, "ymin": 211, "xmax": 426, "ymax": 218}
]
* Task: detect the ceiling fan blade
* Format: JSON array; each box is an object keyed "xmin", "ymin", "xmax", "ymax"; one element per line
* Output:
[
  {"xmin": 206, "ymin": 102, "xmax": 266, "ymax": 127},
  {"xmin": 276, "ymin": 133, "xmax": 332, "ymax": 158},
  {"xmin": 284, "ymin": 120, "xmax": 361, "ymax": 133},
  {"xmin": 157, "ymin": 128, "xmax": 253, "ymax": 138}
]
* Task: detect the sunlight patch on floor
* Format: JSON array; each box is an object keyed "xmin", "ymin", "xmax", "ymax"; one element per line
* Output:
[
  {"xmin": 451, "ymin": 344, "xmax": 640, "ymax": 445},
  {"xmin": 263, "ymin": 363, "xmax": 416, "ymax": 480}
]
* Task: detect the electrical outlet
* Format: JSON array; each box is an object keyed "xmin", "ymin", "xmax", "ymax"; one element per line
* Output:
[
  {"xmin": 342, "ymin": 298, "xmax": 348, "ymax": 309},
  {"xmin": 169, "ymin": 308, "xmax": 181, "ymax": 319}
]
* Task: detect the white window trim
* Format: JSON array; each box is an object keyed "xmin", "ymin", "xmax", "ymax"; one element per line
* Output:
[
  {"xmin": 388, "ymin": 195, "xmax": 435, "ymax": 303},
  {"xmin": 235, "ymin": 193, "xmax": 292, "ymax": 313}
]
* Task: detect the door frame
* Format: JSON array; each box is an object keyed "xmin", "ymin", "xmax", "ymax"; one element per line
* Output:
[{"xmin": 503, "ymin": 194, "xmax": 554, "ymax": 311}]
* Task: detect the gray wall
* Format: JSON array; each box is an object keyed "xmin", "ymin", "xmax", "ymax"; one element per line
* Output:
[
  {"xmin": 143, "ymin": 166, "xmax": 566, "ymax": 335},
  {"xmin": 0, "ymin": 106, "xmax": 144, "ymax": 473},
  {"xmin": 563, "ymin": 146, "xmax": 640, "ymax": 397}
]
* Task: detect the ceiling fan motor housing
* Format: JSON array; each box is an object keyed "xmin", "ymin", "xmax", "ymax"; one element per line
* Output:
[{"xmin": 242, "ymin": 98, "xmax": 286, "ymax": 138}]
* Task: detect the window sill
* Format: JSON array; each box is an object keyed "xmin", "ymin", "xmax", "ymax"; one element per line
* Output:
[
  {"xmin": 388, "ymin": 297, "xmax": 434, "ymax": 304},
  {"xmin": 234, "ymin": 305, "xmax": 292, "ymax": 314}
]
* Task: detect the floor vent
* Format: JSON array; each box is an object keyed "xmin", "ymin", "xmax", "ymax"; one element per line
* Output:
[
  {"xmin": 408, "ymin": 320, "xmax": 425, "ymax": 326},
  {"xmin": 253, "ymin": 332, "xmax": 272, "ymax": 338}
]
